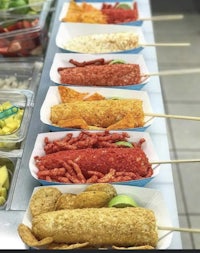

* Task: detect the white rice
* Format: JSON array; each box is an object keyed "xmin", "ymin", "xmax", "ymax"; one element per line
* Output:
[{"xmin": 63, "ymin": 32, "xmax": 139, "ymax": 53}]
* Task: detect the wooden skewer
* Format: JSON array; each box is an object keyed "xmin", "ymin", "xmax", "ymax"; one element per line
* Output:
[
  {"xmin": 140, "ymin": 42, "xmax": 191, "ymax": 47},
  {"xmin": 139, "ymin": 14, "xmax": 184, "ymax": 21},
  {"xmin": 158, "ymin": 225, "xmax": 200, "ymax": 233},
  {"xmin": 151, "ymin": 159, "xmax": 200, "ymax": 165},
  {"xmin": 145, "ymin": 112, "xmax": 200, "ymax": 121},
  {"xmin": 141, "ymin": 68, "xmax": 200, "ymax": 77}
]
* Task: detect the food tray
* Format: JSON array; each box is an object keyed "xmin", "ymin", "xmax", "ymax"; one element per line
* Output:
[
  {"xmin": 40, "ymin": 86, "xmax": 154, "ymax": 132},
  {"xmin": 29, "ymin": 130, "xmax": 160, "ymax": 187},
  {"xmin": 22, "ymin": 184, "xmax": 173, "ymax": 249},
  {"xmin": 0, "ymin": 0, "xmax": 52, "ymax": 57},
  {"xmin": 0, "ymin": 155, "xmax": 21, "ymax": 210},
  {"xmin": 59, "ymin": 1, "xmax": 144, "ymax": 26},
  {"xmin": 0, "ymin": 59, "xmax": 43, "ymax": 91},
  {"xmin": 50, "ymin": 53, "xmax": 150, "ymax": 90},
  {"xmin": 0, "ymin": 89, "xmax": 34, "ymax": 151},
  {"xmin": 55, "ymin": 22, "xmax": 145, "ymax": 54}
]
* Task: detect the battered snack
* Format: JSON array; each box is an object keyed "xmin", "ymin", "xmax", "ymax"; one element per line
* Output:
[
  {"xmin": 31, "ymin": 207, "xmax": 158, "ymax": 247},
  {"xmin": 73, "ymin": 191, "xmax": 111, "ymax": 208},
  {"xmin": 55, "ymin": 193, "xmax": 77, "ymax": 210},
  {"xmin": 50, "ymin": 99, "xmax": 144, "ymax": 129},
  {"xmin": 84, "ymin": 183, "xmax": 117, "ymax": 199},
  {"xmin": 29, "ymin": 187, "xmax": 62, "ymax": 217}
]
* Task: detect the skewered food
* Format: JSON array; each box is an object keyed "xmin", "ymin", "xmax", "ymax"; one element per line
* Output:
[
  {"xmin": 58, "ymin": 63, "xmax": 141, "ymax": 86},
  {"xmin": 61, "ymin": 0, "xmax": 139, "ymax": 25},
  {"xmin": 30, "ymin": 207, "xmax": 158, "ymax": 247},
  {"xmin": 34, "ymin": 131, "xmax": 153, "ymax": 184},
  {"xmin": 63, "ymin": 31, "xmax": 139, "ymax": 53},
  {"xmin": 50, "ymin": 99, "xmax": 144, "ymax": 130}
]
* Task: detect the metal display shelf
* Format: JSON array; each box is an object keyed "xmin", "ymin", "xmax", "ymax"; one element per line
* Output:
[{"xmin": 0, "ymin": 0, "xmax": 182, "ymax": 249}]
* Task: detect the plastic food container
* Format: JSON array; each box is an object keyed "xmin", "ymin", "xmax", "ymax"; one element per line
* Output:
[
  {"xmin": 0, "ymin": 0, "xmax": 53, "ymax": 18},
  {"xmin": 0, "ymin": 89, "xmax": 34, "ymax": 151},
  {"xmin": 0, "ymin": 0, "xmax": 52, "ymax": 57},
  {"xmin": 0, "ymin": 59, "xmax": 43, "ymax": 91},
  {"xmin": 0, "ymin": 155, "xmax": 21, "ymax": 210}
]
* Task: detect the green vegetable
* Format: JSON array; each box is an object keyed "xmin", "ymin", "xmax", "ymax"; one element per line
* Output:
[
  {"xmin": 8, "ymin": 0, "xmax": 30, "ymax": 14},
  {"xmin": 0, "ymin": 0, "xmax": 10, "ymax": 9},
  {"xmin": 109, "ymin": 59, "xmax": 126, "ymax": 65},
  {"xmin": 115, "ymin": 141, "xmax": 133, "ymax": 148},
  {"xmin": 116, "ymin": 3, "xmax": 131, "ymax": 10}
]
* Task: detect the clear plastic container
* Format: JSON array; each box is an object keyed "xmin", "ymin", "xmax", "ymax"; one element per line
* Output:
[
  {"xmin": 0, "ymin": 89, "xmax": 34, "ymax": 151},
  {"xmin": 0, "ymin": 59, "xmax": 43, "ymax": 91},
  {"xmin": 0, "ymin": 1, "xmax": 52, "ymax": 18},
  {"xmin": 0, "ymin": 0, "xmax": 52, "ymax": 57},
  {"xmin": 0, "ymin": 155, "xmax": 21, "ymax": 210}
]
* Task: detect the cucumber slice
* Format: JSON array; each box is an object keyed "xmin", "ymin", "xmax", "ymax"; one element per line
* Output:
[
  {"xmin": 116, "ymin": 3, "xmax": 131, "ymax": 10},
  {"xmin": 109, "ymin": 59, "xmax": 126, "ymax": 65}
]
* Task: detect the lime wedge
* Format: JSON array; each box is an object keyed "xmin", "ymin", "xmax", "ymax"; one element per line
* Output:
[
  {"xmin": 28, "ymin": 0, "xmax": 44, "ymax": 12},
  {"xmin": 108, "ymin": 194, "xmax": 138, "ymax": 208},
  {"xmin": 116, "ymin": 3, "xmax": 131, "ymax": 10},
  {"xmin": 109, "ymin": 59, "xmax": 126, "ymax": 65},
  {"xmin": 115, "ymin": 141, "xmax": 133, "ymax": 148}
]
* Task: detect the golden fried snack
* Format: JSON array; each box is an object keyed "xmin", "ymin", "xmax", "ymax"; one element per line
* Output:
[
  {"xmin": 112, "ymin": 245, "xmax": 155, "ymax": 250},
  {"xmin": 55, "ymin": 193, "xmax": 77, "ymax": 210},
  {"xmin": 50, "ymin": 99, "xmax": 144, "ymax": 129},
  {"xmin": 32, "ymin": 207, "xmax": 158, "ymax": 247},
  {"xmin": 18, "ymin": 224, "xmax": 53, "ymax": 248},
  {"xmin": 84, "ymin": 183, "xmax": 117, "ymax": 199},
  {"xmin": 73, "ymin": 191, "xmax": 111, "ymax": 208},
  {"xmin": 47, "ymin": 242, "xmax": 89, "ymax": 249},
  {"xmin": 29, "ymin": 187, "xmax": 62, "ymax": 217},
  {"xmin": 58, "ymin": 86, "xmax": 89, "ymax": 103}
]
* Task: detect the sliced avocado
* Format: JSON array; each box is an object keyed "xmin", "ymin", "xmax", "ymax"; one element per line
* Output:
[
  {"xmin": 109, "ymin": 59, "xmax": 126, "ymax": 65},
  {"xmin": 116, "ymin": 3, "xmax": 131, "ymax": 10}
]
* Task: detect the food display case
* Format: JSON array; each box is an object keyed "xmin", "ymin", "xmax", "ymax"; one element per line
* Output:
[{"xmin": 0, "ymin": 0, "xmax": 182, "ymax": 249}]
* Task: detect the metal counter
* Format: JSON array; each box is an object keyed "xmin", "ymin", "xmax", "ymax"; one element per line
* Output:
[{"xmin": 0, "ymin": 0, "xmax": 182, "ymax": 249}]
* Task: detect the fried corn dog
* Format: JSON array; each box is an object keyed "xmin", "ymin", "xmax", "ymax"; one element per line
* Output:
[
  {"xmin": 50, "ymin": 99, "xmax": 144, "ymax": 128},
  {"xmin": 32, "ymin": 207, "xmax": 158, "ymax": 247}
]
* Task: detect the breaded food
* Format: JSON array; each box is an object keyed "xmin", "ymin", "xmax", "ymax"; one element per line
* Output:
[
  {"xmin": 50, "ymin": 99, "xmax": 144, "ymax": 129},
  {"xmin": 46, "ymin": 242, "xmax": 89, "ymax": 249},
  {"xmin": 84, "ymin": 183, "xmax": 117, "ymax": 199},
  {"xmin": 29, "ymin": 187, "xmax": 62, "ymax": 217},
  {"xmin": 73, "ymin": 191, "xmax": 111, "ymax": 208},
  {"xmin": 55, "ymin": 193, "xmax": 77, "ymax": 210},
  {"xmin": 32, "ymin": 207, "xmax": 158, "ymax": 247},
  {"xmin": 18, "ymin": 224, "xmax": 53, "ymax": 248}
]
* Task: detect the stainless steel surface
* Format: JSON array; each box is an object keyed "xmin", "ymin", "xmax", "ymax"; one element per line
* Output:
[{"xmin": 0, "ymin": 0, "xmax": 182, "ymax": 249}]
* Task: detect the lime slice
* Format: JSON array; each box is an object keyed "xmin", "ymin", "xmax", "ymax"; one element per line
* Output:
[
  {"xmin": 28, "ymin": 0, "xmax": 44, "ymax": 12},
  {"xmin": 108, "ymin": 194, "xmax": 138, "ymax": 208},
  {"xmin": 115, "ymin": 141, "xmax": 133, "ymax": 148},
  {"xmin": 116, "ymin": 3, "xmax": 131, "ymax": 10},
  {"xmin": 109, "ymin": 59, "xmax": 126, "ymax": 65}
]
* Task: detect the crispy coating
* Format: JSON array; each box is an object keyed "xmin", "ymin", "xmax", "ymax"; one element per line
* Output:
[
  {"xmin": 29, "ymin": 187, "xmax": 62, "ymax": 217},
  {"xmin": 73, "ymin": 191, "xmax": 111, "ymax": 208},
  {"xmin": 55, "ymin": 193, "xmax": 77, "ymax": 210},
  {"xmin": 32, "ymin": 207, "xmax": 158, "ymax": 247},
  {"xmin": 84, "ymin": 183, "xmax": 117, "ymax": 199},
  {"xmin": 47, "ymin": 242, "xmax": 89, "ymax": 249},
  {"xmin": 112, "ymin": 245, "xmax": 155, "ymax": 250},
  {"xmin": 50, "ymin": 99, "xmax": 144, "ymax": 129},
  {"xmin": 17, "ymin": 224, "xmax": 53, "ymax": 248}
]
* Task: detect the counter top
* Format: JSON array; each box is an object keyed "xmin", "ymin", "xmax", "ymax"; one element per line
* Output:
[{"xmin": 0, "ymin": 0, "xmax": 182, "ymax": 249}]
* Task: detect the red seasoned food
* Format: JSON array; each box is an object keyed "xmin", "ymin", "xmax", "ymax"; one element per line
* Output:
[
  {"xmin": 34, "ymin": 131, "xmax": 153, "ymax": 184},
  {"xmin": 101, "ymin": 2, "xmax": 139, "ymax": 24},
  {"xmin": 58, "ymin": 63, "xmax": 141, "ymax": 86},
  {"xmin": 35, "ymin": 147, "xmax": 153, "ymax": 183}
]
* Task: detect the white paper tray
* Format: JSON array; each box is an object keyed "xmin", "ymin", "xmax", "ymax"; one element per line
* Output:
[
  {"xmin": 29, "ymin": 130, "xmax": 160, "ymax": 187},
  {"xmin": 40, "ymin": 86, "xmax": 154, "ymax": 131},
  {"xmin": 59, "ymin": 1, "xmax": 144, "ymax": 26},
  {"xmin": 50, "ymin": 53, "xmax": 150, "ymax": 90},
  {"xmin": 22, "ymin": 184, "xmax": 173, "ymax": 249}
]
